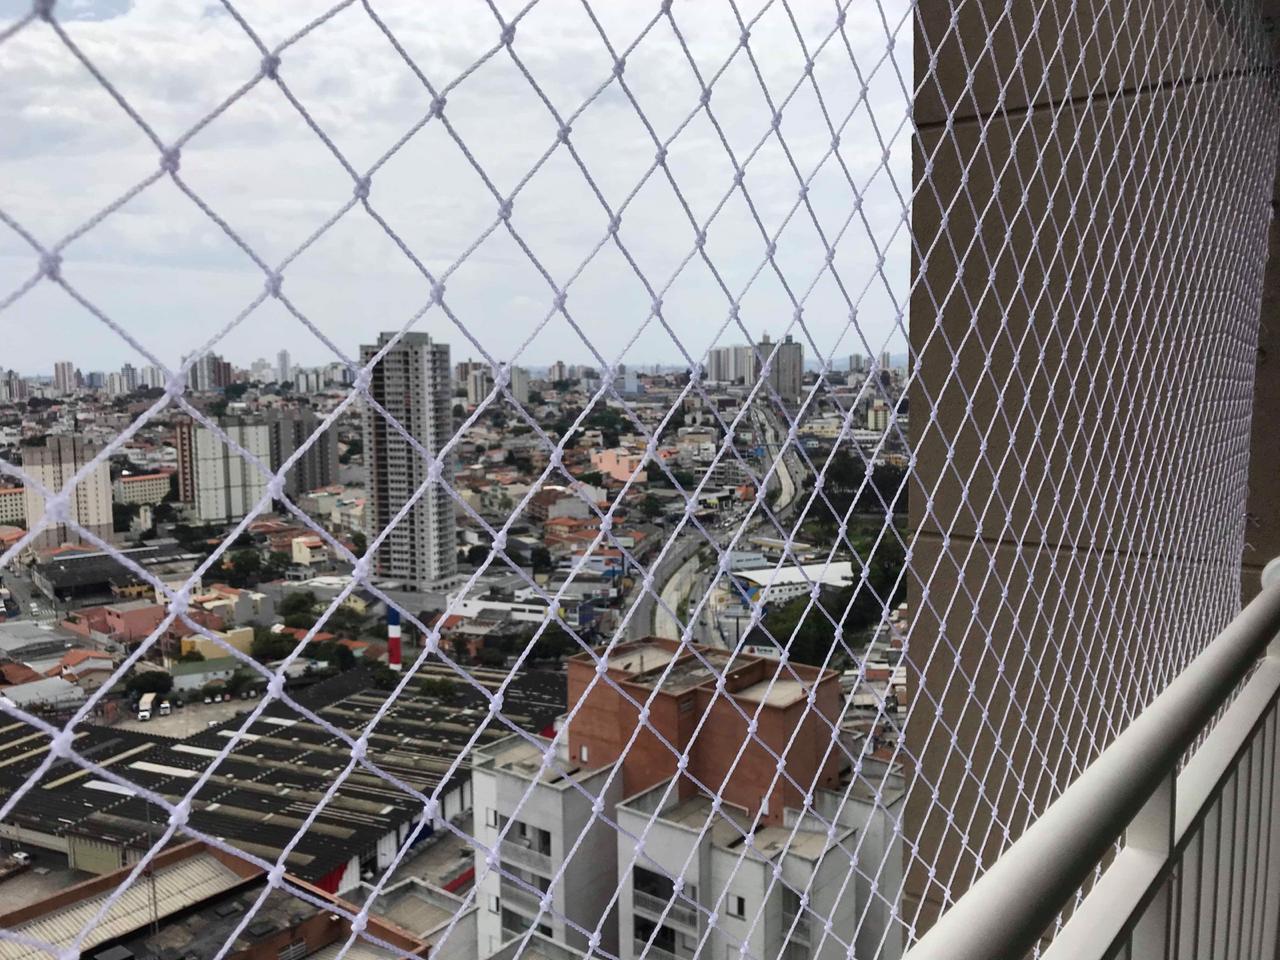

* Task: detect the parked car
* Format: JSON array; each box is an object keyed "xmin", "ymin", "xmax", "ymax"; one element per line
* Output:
[
  {"xmin": 11, "ymin": 851, "xmax": 32, "ymax": 865},
  {"xmin": 203, "ymin": 695, "xmax": 212, "ymax": 704}
]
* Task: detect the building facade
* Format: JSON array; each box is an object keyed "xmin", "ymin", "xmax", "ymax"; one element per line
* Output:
[
  {"xmin": 176, "ymin": 417, "xmax": 271, "ymax": 524},
  {"xmin": 757, "ymin": 334, "xmax": 803, "ymax": 403},
  {"xmin": 20, "ymin": 436, "xmax": 113, "ymax": 548},
  {"xmin": 360, "ymin": 331, "xmax": 457, "ymax": 589},
  {"xmin": 264, "ymin": 408, "xmax": 339, "ymax": 499},
  {"xmin": 0, "ymin": 486, "xmax": 24, "ymax": 525},
  {"xmin": 112, "ymin": 471, "xmax": 171, "ymax": 505}
]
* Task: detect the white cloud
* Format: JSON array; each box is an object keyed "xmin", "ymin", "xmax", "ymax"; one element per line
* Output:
[{"xmin": 0, "ymin": 0, "xmax": 912, "ymax": 375}]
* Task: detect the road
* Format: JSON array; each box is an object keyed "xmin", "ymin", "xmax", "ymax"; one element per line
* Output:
[
  {"xmin": 625, "ymin": 401, "xmax": 809, "ymax": 643},
  {"xmin": 1, "ymin": 568, "xmax": 59, "ymax": 623}
]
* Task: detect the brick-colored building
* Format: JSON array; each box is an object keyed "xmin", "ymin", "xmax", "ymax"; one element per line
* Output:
[{"xmin": 566, "ymin": 638, "xmax": 842, "ymax": 826}]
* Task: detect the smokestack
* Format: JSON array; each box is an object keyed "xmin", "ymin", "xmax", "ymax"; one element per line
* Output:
[{"xmin": 387, "ymin": 608, "xmax": 402, "ymax": 672}]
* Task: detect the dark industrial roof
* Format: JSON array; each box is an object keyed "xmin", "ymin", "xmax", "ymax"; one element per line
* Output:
[{"xmin": 0, "ymin": 662, "xmax": 566, "ymax": 884}]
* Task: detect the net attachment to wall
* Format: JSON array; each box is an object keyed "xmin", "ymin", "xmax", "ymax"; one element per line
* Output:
[{"xmin": 0, "ymin": 2, "xmax": 1276, "ymax": 960}]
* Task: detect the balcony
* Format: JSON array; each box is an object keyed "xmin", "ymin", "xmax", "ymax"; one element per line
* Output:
[
  {"xmin": 632, "ymin": 938, "xmax": 687, "ymax": 960},
  {"xmin": 782, "ymin": 907, "xmax": 811, "ymax": 945},
  {"xmin": 633, "ymin": 889, "xmax": 699, "ymax": 931},
  {"xmin": 500, "ymin": 879, "xmax": 548, "ymax": 919},
  {"xmin": 499, "ymin": 838, "xmax": 553, "ymax": 876},
  {"xmin": 903, "ymin": 587, "xmax": 1280, "ymax": 960}
]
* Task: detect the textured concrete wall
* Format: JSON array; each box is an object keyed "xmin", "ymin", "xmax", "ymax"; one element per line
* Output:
[{"xmin": 905, "ymin": 0, "xmax": 1279, "ymax": 932}]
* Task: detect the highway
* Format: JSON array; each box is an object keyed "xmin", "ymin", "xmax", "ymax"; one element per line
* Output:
[{"xmin": 624, "ymin": 401, "xmax": 807, "ymax": 643}]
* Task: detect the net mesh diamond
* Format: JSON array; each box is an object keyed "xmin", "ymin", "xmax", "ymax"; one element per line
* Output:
[{"xmin": 0, "ymin": 1, "xmax": 1276, "ymax": 960}]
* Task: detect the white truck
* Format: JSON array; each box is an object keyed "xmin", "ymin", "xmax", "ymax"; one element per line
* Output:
[{"xmin": 137, "ymin": 692, "xmax": 156, "ymax": 721}]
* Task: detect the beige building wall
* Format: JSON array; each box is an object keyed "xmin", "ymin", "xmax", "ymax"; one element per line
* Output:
[
  {"xmin": 0, "ymin": 486, "xmax": 23, "ymax": 526},
  {"xmin": 904, "ymin": 0, "xmax": 1279, "ymax": 933},
  {"xmin": 21, "ymin": 436, "xmax": 113, "ymax": 548}
]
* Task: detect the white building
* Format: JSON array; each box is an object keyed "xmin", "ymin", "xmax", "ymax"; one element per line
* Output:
[
  {"xmin": 360, "ymin": 331, "xmax": 457, "ymax": 590},
  {"xmin": 187, "ymin": 418, "xmax": 270, "ymax": 523},
  {"xmin": 277, "ymin": 348, "xmax": 290, "ymax": 384},
  {"xmin": 466, "ymin": 367, "xmax": 493, "ymax": 407},
  {"xmin": 21, "ymin": 435, "xmax": 113, "ymax": 548},
  {"xmin": 471, "ymin": 735, "xmax": 623, "ymax": 958},
  {"xmin": 112, "ymin": 472, "xmax": 171, "ymax": 505},
  {"xmin": 616, "ymin": 773, "xmax": 904, "ymax": 960},
  {"xmin": 510, "ymin": 366, "xmax": 530, "ymax": 405},
  {"xmin": 53, "ymin": 361, "xmax": 76, "ymax": 396}
]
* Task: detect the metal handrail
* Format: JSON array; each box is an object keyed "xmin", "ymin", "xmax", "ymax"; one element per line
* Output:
[{"xmin": 904, "ymin": 584, "xmax": 1280, "ymax": 960}]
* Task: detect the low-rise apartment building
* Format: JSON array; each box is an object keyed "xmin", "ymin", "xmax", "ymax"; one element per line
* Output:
[{"xmin": 472, "ymin": 640, "xmax": 901, "ymax": 960}]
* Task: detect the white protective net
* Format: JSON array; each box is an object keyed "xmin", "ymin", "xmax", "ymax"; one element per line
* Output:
[{"xmin": 0, "ymin": 1, "xmax": 1276, "ymax": 960}]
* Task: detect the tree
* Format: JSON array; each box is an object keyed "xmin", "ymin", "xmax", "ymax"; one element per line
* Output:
[
  {"xmin": 466, "ymin": 544, "xmax": 489, "ymax": 567},
  {"xmin": 177, "ymin": 650, "xmax": 205, "ymax": 662},
  {"xmin": 251, "ymin": 625, "xmax": 294, "ymax": 663},
  {"xmin": 263, "ymin": 551, "xmax": 292, "ymax": 581},
  {"xmin": 112, "ymin": 502, "xmax": 142, "ymax": 533},
  {"xmin": 419, "ymin": 676, "xmax": 455, "ymax": 699},
  {"xmin": 368, "ymin": 662, "xmax": 399, "ymax": 690},
  {"xmin": 279, "ymin": 591, "xmax": 318, "ymax": 618},
  {"xmin": 126, "ymin": 670, "xmax": 173, "ymax": 696},
  {"xmin": 350, "ymin": 531, "xmax": 367, "ymax": 556},
  {"xmin": 639, "ymin": 494, "xmax": 663, "ymax": 519},
  {"xmin": 530, "ymin": 623, "xmax": 575, "ymax": 660},
  {"xmin": 530, "ymin": 546, "xmax": 553, "ymax": 574},
  {"xmin": 226, "ymin": 549, "xmax": 262, "ymax": 587},
  {"xmin": 339, "ymin": 438, "xmax": 362, "ymax": 464},
  {"xmin": 284, "ymin": 612, "xmax": 316, "ymax": 630}
]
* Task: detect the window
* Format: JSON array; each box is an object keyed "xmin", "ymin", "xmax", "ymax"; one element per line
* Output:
[
  {"xmin": 579, "ymin": 744, "xmax": 589, "ymax": 763},
  {"xmin": 489, "ymin": 895, "xmax": 500, "ymax": 914},
  {"xmin": 486, "ymin": 808, "xmax": 499, "ymax": 827},
  {"xmin": 728, "ymin": 895, "xmax": 746, "ymax": 919}
]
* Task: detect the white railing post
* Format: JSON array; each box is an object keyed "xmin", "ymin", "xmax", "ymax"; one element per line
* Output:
[{"xmin": 1127, "ymin": 770, "xmax": 1175, "ymax": 958}]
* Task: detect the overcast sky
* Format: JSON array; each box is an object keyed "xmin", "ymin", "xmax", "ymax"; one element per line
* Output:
[{"xmin": 0, "ymin": 0, "xmax": 912, "ymax": 377}]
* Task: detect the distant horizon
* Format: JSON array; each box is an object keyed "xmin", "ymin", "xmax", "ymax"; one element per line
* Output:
[{"xmin": 5, "ymin": 347, "xmax": 910, "ymax": 382}]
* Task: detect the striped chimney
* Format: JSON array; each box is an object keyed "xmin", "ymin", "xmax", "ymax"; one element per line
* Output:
[{"xmin": 387, "ymin": 608, "xmax": 402, "ymax": 672}]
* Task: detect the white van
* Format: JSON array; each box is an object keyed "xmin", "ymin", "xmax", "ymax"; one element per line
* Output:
[{"xmin": 158, "ymin": 700, "xmax": 171, "ymax": 717}]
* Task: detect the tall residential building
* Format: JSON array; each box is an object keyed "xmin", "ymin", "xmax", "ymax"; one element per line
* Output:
[
  {"xmin": 472, "ymin": 640, "xmax": 902, "ymax": 960},
  {"xmin": 175, "ymin": 416, "xmax": 271, "ymax": 523},
  {"xmin": 174, "ymin": 418, "xmax": 196, "ymax": 504},
  {"xmin": 120, "ymin": 363, "xmax": 138, "ymax": 392},
  {"xmin": 707, "ymin": 344, "xmax": 761, "ymax": 385},
  {"xmin": 510, "ymin": 366, "xmax": 530, "ymax": 405},
  {"xmin": 277, "ymin": 349, "xmax": 290, "ymax": 385},
  {"xmin": 758, "ymin": 333, "xmax": 803, "ymax": 403},
  {"xmin": 1, "ymin": 369, "xmax": 27, "ymax": 402},
  {"xmin": 21, "ymin": 435, "xmax": 114, "ymax": 548},
  {"xmin": 466, "ymin": 367, "xmax": 492, "ymax": 406},
  {"xmin": 360, "ymin": 332, "xmax": 457, "ymax": 590},
  {"xmin": 186, "ymin": 351, "xmax": 232, "ymax": 393},
  {"xmin": 849, "ymin": 353, "xmax": 870, "ymax": 375},
  {"xmin": 265, "ymin": 408, "xmax": 339, "ymax": 498},
  {"xmin": 53, "ymin": 361, "xmax": 76, "ymax": 396},
  {"xmin": 548, "ymin": 360, "xmax": 568, "ymax": 383},
  {"xmin": 141, "ymin": 365, "xmax": 165, "ymax": 389},
  {"xmin": 878, "ymin": 350, "xmax": 892, "ymax": 372}
]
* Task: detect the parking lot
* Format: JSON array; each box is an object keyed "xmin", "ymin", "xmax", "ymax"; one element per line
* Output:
[{"xmin": 114, "ymin": 696, "xmax": 258, "ymax": 737}]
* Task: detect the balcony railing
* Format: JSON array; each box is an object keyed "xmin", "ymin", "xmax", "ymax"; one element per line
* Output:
[
  {"xmin": 634, "ymin": 889, "xmax": 699, "ymax": 931},
  {"xmin": 783, "ymin": 907, "xmax": 811, "ymax": 944},
  {"xmin": 499, "ymin": 838, "xmax": 553, "ymax": 876},
  {"xmin": 500, "ymin": 879, "xmax": 548, "ymax": 918},
  {"xmin": 904, "ymin": 584, "xmax": 1280, "ymax": 960},
  {"xmin": 632, "ymin": 938, "xmax": 686, "ymax": 960}
]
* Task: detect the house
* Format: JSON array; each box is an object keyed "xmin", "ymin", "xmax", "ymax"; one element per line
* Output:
[
  {"xmin": 170, "ymin": 656, "xmax": 242, "ymax": 692},
  {"xmin": 53, "ymin": 649, "xmax": 116, "ymax": 690},
  {"xmin": 0, "ymin": 676, "xmax": 87, "ymax": 709},
  {"xmin": 178, "ymin": 626, "xmax": 253, "ymax": 660}
]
